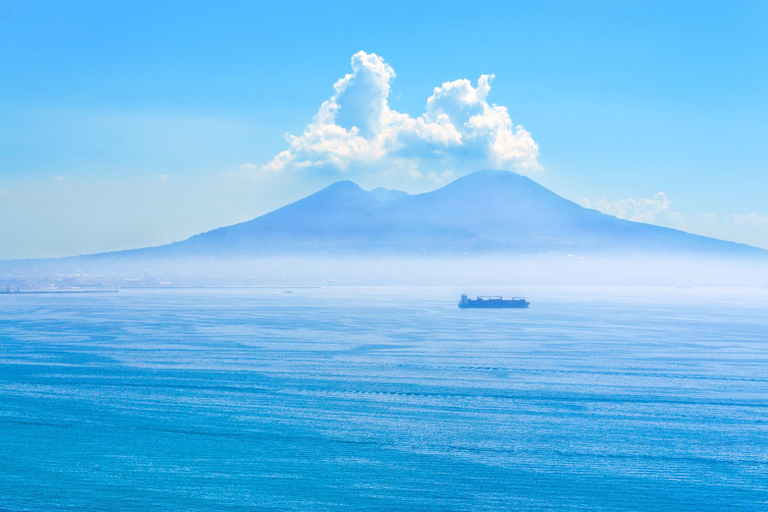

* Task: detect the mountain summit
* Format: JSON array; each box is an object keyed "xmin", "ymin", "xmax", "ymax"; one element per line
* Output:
[{"xmin": 144, "ymin": 170, "xmax": 763, "ymax": 258}]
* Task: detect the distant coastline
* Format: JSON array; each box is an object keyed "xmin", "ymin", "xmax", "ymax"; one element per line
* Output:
[{"xmin": 1, "ymin": 288, "xmax": 118, "ymax": 295}]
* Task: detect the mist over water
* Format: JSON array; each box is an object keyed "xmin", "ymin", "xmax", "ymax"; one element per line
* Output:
[
  {"xmin": 2, "ymin": 286, "xmax": 767, "ymax": 510},
  {"xmin": 3, "ymin": 255, "xmax": 768, "ymax": 288}
]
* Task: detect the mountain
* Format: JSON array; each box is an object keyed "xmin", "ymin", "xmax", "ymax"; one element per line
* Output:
[
  {"xmin": 130, "ymin": 170, "xmax": 764, "ymax": 258},
  {"xmin": 369, "ymin": 187, "xmax": 409, "ymax": 202}
]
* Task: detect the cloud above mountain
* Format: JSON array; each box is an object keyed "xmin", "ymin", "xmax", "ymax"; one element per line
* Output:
[
  {"xmin": 582, "ymin": 194, "xmax": 768, "ymax": 249},
  {"xmin": 262, "ymin": 51, "xmax": 541, "ymax": 179},
  {"xmin": 583, "ymin": 193, "xmax": 683, "ymax": 224}
]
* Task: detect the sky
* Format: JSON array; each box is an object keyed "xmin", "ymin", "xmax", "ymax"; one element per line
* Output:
[{"xmin": 1, "ymin": 0, "xmax": 767, "ymax": 259}]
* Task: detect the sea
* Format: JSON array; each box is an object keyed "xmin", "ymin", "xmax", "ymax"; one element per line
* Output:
[{"xmin": 1, "ymin": 287, "xmax": 767, "ymax": 511}]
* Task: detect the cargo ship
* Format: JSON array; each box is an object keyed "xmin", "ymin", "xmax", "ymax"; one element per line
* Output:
[{"xmin": 458, "ymin": 293, "xmax": 529, "ymax": 309}]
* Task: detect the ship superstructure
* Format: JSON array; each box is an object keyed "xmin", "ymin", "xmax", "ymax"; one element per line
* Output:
[{"xmin": 458, "ymin": 294, "xmax": 529, "ymax": 309}]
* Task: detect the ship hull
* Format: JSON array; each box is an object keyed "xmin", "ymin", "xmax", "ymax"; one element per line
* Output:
[{"xmin": 459, "ymin": 300, "xmax": 529, "ymax": 309}]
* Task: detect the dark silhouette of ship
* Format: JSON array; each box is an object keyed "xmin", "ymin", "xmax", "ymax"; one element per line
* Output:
[{"xmin": 459, "ymin": 293, "xmax": 529, "ymax": 309}]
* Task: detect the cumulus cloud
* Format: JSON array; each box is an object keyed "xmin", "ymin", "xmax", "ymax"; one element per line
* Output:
[
  {"xmin": 727, "ymin": 212, "xmax": 768, "ymax": 229},
  {"xmin": 692, "ymin": 212, "xmax": 768, "ymax": 249},
  {"xmin": 263, "ymin": 51, "xmax": 541, "ymax": 179},
  {"xmin": 583, "ymin": 195, "xmax": 768, "ymax": 248},
  {"xmin": 583, "ymin": 192, "xmax": 683, "ymax": 225}
]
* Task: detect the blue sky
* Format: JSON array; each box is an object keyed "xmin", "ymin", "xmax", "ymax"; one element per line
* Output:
[{"xmin": 1, "ymin": 0, "xmax": 767, "ymax": 258}]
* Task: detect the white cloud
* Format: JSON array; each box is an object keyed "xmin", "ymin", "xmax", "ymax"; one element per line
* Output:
[
  {"xmin": 263, "ymin": 51, "xmax": 541, "ymax": 179},
  {"xmin": 727, "ymin": 212, "xmax": 768, "ymax": 229},
  {"xmin": 690, "ymin": 212, "xmax": 768, "ymax": 248},
  {"xmin": 583, "ymin": 195, "xmax": 768, "ymax": 249},
  {"xmin": 159, "ymin": 174, "xmax": 170, "ymax": 181},
  {"xmin": 583, "ymin": 192, "xmax": 683, "ymax": 225}
]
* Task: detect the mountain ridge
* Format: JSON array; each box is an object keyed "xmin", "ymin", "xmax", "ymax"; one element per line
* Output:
[{"xmin": 127, "ymin": 169, "xmax": 764, "ymax": 258}]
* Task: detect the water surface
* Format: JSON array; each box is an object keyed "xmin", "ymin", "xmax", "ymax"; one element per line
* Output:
[{"xmin": 1, "ymin": 287, "xmax": 767, "ymax": 510}]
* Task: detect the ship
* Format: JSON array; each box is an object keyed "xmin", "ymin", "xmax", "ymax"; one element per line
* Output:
[{"xmin": 458, "ymin": 293, "xmax": 529, "ymax": 309}]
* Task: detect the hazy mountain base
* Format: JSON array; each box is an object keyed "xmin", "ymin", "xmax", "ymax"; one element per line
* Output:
[
  {"xmin": 3, "ymin": 171, "xmax": 767, "ymax": 288},
  {"xmin": 2, "ymin": 254, "xmax": 767, "ymax": 288},
  {"xmin": 4, "ymin": 171, "xmax": 765, "ymax": 291}
]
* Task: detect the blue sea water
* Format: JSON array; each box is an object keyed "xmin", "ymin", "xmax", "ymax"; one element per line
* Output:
[{"xmin": 1, "ymin": 286, "xmax": 767, "ymax": 511}]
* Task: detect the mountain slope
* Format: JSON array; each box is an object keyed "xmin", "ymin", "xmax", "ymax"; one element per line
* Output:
[{"xmin": 138, "ymin": 170, "xmax": 764, "ymax": 257}]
